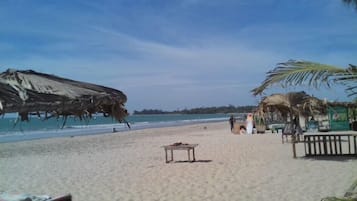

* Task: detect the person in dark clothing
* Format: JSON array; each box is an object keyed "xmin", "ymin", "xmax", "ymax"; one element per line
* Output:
[{"xmin": 229, "ymin": 115, "xmax": 235, "ymax": 131}]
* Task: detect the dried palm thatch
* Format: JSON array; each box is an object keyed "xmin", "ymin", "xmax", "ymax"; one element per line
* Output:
[
  {"xmin": 256, "ymin": 91, "xmax": 327, "ymax": 120},
  {"xmin": 0, "ymin": 69, "xmax": 128, "ymax": 124}
]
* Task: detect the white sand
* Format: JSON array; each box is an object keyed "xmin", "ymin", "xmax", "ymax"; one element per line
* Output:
[{"xmin": 0, "ymin": 122, "xmax": 356, "ymax": 201}]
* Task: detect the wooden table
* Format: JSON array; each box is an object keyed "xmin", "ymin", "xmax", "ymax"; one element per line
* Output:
[{"xmin": 163, "ymin": 144, "xmax": 198, "ymax": 163}]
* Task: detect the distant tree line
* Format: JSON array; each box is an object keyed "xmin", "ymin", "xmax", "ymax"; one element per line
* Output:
[{"xmin": 133, "ymin": 105, "xmax": 257, "ymax": 115}]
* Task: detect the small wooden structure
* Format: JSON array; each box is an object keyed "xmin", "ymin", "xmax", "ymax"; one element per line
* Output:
[
  {"xmin": 282, "ymin": 124, "xmax": 294, "ymax": 143},
  {"xmin": 163, "ymin": 143, "xmax": 198, "ymax": 163},
  {"xmin": 282, "ymin": 124, "xmax": 303, "ymax": 143},
  {"xmin": 303, "ymin": 134, "xmax": 357, "ymax": 157}
]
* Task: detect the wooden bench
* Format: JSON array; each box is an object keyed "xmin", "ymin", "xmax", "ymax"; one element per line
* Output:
[
  {"xmin": 303, "ymin": 134, "xmax": 357, "ymax": 157},
  {"xmin": 163, "ymin": 143, "xmax": 198, "ymax": 163},
  {"xmin": 282, "ymin": 123, "xmax": 304, "ymax": 144}
]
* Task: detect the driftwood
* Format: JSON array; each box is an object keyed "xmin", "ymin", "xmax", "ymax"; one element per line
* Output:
[{"xmin": 0, "ymin": 69, "xmax": 128, "ymax": 123}]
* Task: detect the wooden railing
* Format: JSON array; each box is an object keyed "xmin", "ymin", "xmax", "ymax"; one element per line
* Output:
[{"xmin": 303, "ymin": 134, "xmax": 357, "ymax": 157}]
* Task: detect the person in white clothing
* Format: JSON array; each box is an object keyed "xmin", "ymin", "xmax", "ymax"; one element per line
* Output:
[{"xmin": 246, "ymin": 113, "xmax": 254, "ymax": 134}]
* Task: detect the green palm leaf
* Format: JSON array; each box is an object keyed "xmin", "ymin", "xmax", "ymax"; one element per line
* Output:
[
  {"xmin": 251, "ymin": 60, "xmax": 356, "ymax": 97},
  {"xmin": 343, "ymin": 0, "xmax": 357, "ymax": 10}
]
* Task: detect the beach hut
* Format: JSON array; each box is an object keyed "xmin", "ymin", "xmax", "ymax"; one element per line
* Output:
[
  {"xmin": 257, "ymin": 92, "xmax": 325, "ymax": 119},
  {"xmin": 0, "ymin": 69, "xmax": 128, "ymax": 125},
  {"xmin": 326, "ymin": 102, "xmax": 357, "ymax": 131},
  {"xmin": 256, "ymin": 91, "xmax": 327, "ymax": 133}
]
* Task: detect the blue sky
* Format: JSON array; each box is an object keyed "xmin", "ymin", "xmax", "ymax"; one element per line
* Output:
[{"xmin": 1, "ymin": 0, "xmax": 356, "ymax": 112}]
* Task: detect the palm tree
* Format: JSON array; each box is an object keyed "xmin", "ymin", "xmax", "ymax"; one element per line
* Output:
[
  {"xmin": 251, "ymin": 0, "xmax": 357, "ymax": 98},
  {"xmin": 251, "ymin": 60, "xmax": 357, "ymax": 97},
  {"xmin": 343, "ymin": 0, "xmax": 357, "ymax": 10}
]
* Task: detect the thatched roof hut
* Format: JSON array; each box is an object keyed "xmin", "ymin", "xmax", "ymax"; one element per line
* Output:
[
  {"xmin": 256, "ymin": 91, "xmax": 326, "ymax": 120},
  {"xmin": 0, "ymin": 69, "xmax": 128, "ymax": 123}
]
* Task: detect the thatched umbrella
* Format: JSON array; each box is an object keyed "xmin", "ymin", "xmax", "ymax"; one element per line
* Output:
[
  {"xmin": 0, "ymin": 69, "xmax": 128, "ymax": 126},
  {"xmin": 255, "ymin": 91, "xmax": 327, "ymax": 135},
  {"xmin": 255, "ymin": 92, "xmax": 324, "ymax": 143},
  {"xmin": 256, "ymin": 91, "xmax": 326, "ymax": 119}
]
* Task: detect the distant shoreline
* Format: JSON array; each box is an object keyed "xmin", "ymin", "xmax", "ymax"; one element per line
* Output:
[
  {"xmin": 0, "ymin": 115, "xmax": 228, "ymax": 144},
  {"xmin": 132, "ymin": 105, "xmax": 256, "ymax": 115}
]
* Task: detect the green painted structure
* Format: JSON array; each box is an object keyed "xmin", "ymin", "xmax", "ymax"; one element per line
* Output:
[{"xmin": 328, "ymin": 106, "xmax": 350, "ymax": 131}]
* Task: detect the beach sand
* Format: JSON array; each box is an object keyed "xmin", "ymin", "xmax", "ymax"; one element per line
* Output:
[{"xmin": 0, "ymin": 122, "xmax": 356, "ymax": 201}]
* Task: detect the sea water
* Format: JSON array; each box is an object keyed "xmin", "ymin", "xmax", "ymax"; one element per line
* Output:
[{"xmin": 0, "ymin": 113, "xmax": 238, "ymax": 143}]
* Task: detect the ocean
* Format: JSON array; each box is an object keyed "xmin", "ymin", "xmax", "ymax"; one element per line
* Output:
[{"xmin": 0, "ymin": 113, "xmax": 238, "ymax": 143}]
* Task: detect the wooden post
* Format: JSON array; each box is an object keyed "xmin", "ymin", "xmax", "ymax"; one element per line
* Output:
[
  {"xmin": 329, "ymin": 136, "xmax": 333, "ymax": 155},
  {"xmin": 292, "ymin": 135, "xmax": 297, "ymax": 158},
  {"xmin": 193, "ymin": 148, "xmax": 196, "ymax": 161},
  {"xmin": 307, "ymin": 136, "xmax": 312, "ymax": 156},
  {"xmin": 348, "ymin": 135, "xmax": 351, "ymax": 154},
  {"xmin": 313, "ymin": 136, "xmax": 317, "ymax": 155},
  {"xmin": 304, "ymin": 135, "xmax": 307, "ymax": 155},
  {"xmin": 318, "ymin": 136, "xmax": 322, "ymax": 155},
  {"xmin": 323, "ymin": 136, "xmax": 327, "ymax": 155},
  {"xmin": 165, "ymin": 149, "xmax": 168, "ymax": 163},
  {"xmin": 338, "ymin": 136, "xmax": 342, "ymax": 155},
  {"xmin": 171, "ymin": 149, "xmax": 174, "ymax": 162},
  {"xmin": 353, "ymin": 136, "xmax": 357, "ymax": 154},
  {"xmin": 187, "ymin": 149, "xmax": 191, "ymax": 161},
  {"xmin": 333, "ymin": 135, "xmax": 336, "ymax": 155}
]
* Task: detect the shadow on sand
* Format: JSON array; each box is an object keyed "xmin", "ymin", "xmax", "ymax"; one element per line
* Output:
[
  {"xmin": 170, "ymin": 160, "xmax": 213, "ymax": 163},
  {"xmin": 297, "ymin": 155, "xmax": 357, "ymax": 162}
]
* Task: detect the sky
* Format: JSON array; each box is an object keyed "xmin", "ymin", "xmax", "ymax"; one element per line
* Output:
[{"xmin": 0, "ymin": 0, "xmax": 357, "ymax": 112}]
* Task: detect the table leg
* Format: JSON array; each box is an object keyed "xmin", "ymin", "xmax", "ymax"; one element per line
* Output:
[
  {"xmin": 192, "ymin": 148, "xmax": 196, "ymax": 162},
  {"xmin": 187, "ymin": 149, "xmax": 191, "ymax": 161},
  {"xmin": 165, "ymin": 149, "xmax": 168, "ymax": 163},
  {"xmin": 170, "ymin": 149, "xmax": 174, "ymax": 162}
]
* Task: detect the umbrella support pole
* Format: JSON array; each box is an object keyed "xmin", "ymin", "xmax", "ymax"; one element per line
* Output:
[{"xmin": 292, "ymin": 135, "xmax": 297, "ymax": 158}]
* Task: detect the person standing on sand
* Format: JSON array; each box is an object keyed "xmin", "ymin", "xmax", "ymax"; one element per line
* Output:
[
  {"xmin": 229, "ymin": 115, "xmax": 235, "ymax": 131},
  {"xmin": 246, "ymin": 113, "xmax": 254, "ymax": 134}
]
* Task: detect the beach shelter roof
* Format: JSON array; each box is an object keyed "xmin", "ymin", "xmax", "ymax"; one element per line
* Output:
[
  {"xmin": 0, "ymin": 69, "xmax": 128, "ymax": 123},
  {"xmin": 256, "ymin": 91, "xmax": 326, "ymax": 118}
]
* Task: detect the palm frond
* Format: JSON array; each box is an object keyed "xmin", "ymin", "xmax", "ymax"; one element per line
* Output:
[
  {"xmin": 345, "ymin": 85, "xmax": 357, "ymax": 97},
  {"xmin": 252, "ymin": 60, "xmax": 346, "ymax": 96},
  {"xmin": 343, "ymin": 0, "xmax": 357, "ymax": 10},
  {"xmin": 334, "ymin": 64, "xmax": 357, "ymax": 81}
]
